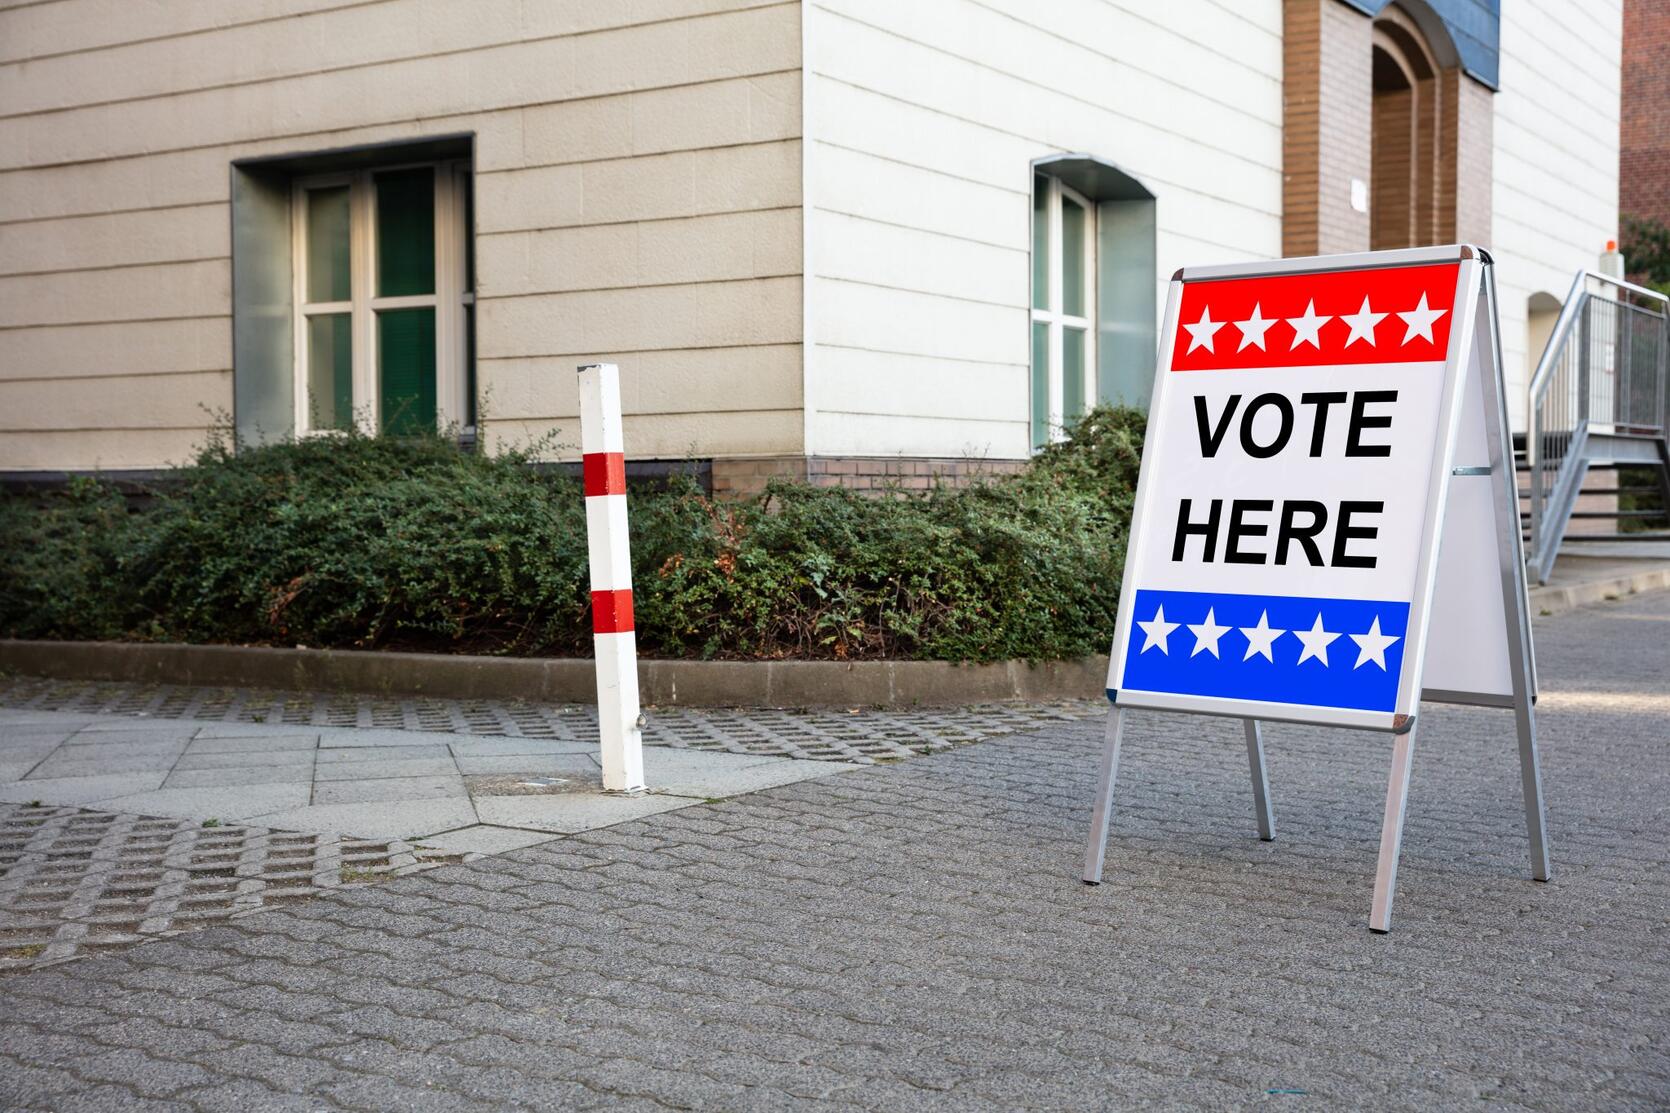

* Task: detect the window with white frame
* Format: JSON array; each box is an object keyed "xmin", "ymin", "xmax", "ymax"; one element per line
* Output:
[
  {"xmin": 1030, "ymin": 174, "xmax": 1096, "ymax": 448},
  {"xmin": 294, "ymin": 161, "xmax": 474, "ymax": 436}
]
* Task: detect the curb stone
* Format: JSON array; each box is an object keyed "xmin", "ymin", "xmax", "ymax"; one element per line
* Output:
[
  {"xmin": 0, "ymin": 640, "xmax": 1110, "ymax": 708},
  {"xmin": 1527, "ymin": 565, "xmax": 1670, "ymax": 617}
]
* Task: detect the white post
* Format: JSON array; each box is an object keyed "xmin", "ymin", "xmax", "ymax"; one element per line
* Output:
[{"xmin": 578, "ymin": 363, "xmax": 645, "ymax": 794}]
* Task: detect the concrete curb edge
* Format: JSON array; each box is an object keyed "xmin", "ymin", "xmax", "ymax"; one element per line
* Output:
[
  {"xmin": 0, "ymin": 640, "xmax": 1111, "ymax": 709},
  {"xmin": 1527, "ymin": 565, "xmax": 1670, "ymax": 618},
  {"xmin": 4, "ymin": 569, "xmax": 1662, "ymax": 708}
]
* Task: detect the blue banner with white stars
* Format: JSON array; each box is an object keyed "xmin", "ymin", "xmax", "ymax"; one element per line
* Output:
[{"xmin": 1118, "ymin": 589, "xmax": 1409, "ymax": 713}]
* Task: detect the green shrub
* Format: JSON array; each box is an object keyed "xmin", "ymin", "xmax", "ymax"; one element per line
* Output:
[{"xmin": 0, "ymin": 407, "xmax": 1145, "ymax": 662}]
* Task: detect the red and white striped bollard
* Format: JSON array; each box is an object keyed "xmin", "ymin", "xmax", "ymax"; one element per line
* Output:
[{"xmin": 578, "ymin": 362, "xmax": 645, "ymax": 793}]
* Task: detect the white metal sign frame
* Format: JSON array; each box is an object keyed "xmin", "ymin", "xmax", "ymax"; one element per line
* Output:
[{"xmin": 1081, "ymin": 245, "xmax": 1550, "ymax": 932}]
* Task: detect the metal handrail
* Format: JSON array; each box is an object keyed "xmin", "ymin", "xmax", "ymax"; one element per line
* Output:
[{"xmin": 1525, "ymin": 270, "xmax": 1670, "ymax": 584}]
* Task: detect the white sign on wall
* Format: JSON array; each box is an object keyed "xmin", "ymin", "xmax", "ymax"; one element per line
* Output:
[{"xmin": 1082, "ymin": 246, "xmax": 1549, "ymax": 933}]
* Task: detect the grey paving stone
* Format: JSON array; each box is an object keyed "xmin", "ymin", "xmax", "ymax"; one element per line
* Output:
[
  {"xmin": 162, "ymin": 765, "xmax": 315, "ymax": 789},
  {"xmin": 643, "ymin": 749, "xmax": 863, "ymax": 799},
  {"xmin": 185, "ymin": 735, "xmax": 319, "ymax": 755},
  {"xmin": 0, "ymin": 755, "xmax": 49, "ymax": 781},
  {"xmin": 0, "ymin": 772, "xmax": 169, "ymax": 805},
  {"xmin": 172, "ymin": 750, "xmax": 315, "ymax": 771},
  {"xmin": 413, "ymin": 825, "xmax": 563, "ymax": 855},
  {"xmin": 315, "ymin": 744, "xmax": 453, "ymax": 763},
  {"xmin": 316, "ymin": 729, "xmax": 486, "ymax": 749},
  {"xmin": 247, "ymin": 797, "xmax": 479, "ymax": 839},
  {"xmin": 452, "ymin": 752, "xmax": 599, "ymax": 776},
  {"xmin": 312, "ymin": 774, "xmax": 465, "ymax": 805},
  {"xmin": 190, "ymin": 724, "xmax": 322, "ymax": 739},
  {"xmin": 312, "ymin": 757, "xmax": 459, "ymax": 781},
  {"xmin": 30, "ymin": 750, "xmax": 183, "ymax": 778},
  {"xmin": 472, "ymin": 791, "xmax": 699, "ymax": 833},
  {"xmin": 91, "ymin": 782, "xmax": 313, "ymax": 822},
  {"xmin": 0, "ymin": 729, "xmax": 77, "ymax": 750},
  {"xmin": 447, "ymin": 738, "xmax": 597, "ymax": 757}
]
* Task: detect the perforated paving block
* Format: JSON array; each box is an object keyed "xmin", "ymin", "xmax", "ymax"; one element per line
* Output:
[
  {"xmin": 0, "ymin": 676, "xmax": 1104, "ymax": 763},
  {"xmin": 0, "ymin": 803, "xmax": 465, "ymax": 973}
]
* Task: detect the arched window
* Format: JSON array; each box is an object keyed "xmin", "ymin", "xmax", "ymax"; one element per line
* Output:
[
  {"xmin": 1370, "ymin": 4, "xmax": 1443, "ymax": 250},
  {"xmin": 1029, "ymin": 155, "xmax": 1156, "ymax": 445}
]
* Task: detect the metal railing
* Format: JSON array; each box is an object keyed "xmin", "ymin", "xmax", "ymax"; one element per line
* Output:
[{"xmin": 1525, "ymin": 270, "xmax": 1669, "ymax": 583}]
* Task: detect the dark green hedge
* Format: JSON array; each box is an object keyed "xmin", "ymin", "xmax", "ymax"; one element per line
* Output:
[{"xmin": 0, "ymin": 407, "xmax": 1143, "ymax": 662}]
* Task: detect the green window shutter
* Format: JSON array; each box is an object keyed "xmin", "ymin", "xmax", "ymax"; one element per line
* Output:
[
  {"xmin": 379, "ymin": 308, "xmax": 437, "ymax": 434},
  {"xmin": 375, "ymin": 168, "xmax": 435, "ymax": 297}
]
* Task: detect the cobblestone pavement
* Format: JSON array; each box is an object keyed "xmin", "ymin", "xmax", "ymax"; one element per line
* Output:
[
  {"xmin": 0, "ymin": 677, "xmax": 1102, "ymax": 763},
  {"xmin": 2, "ymin": 593, "xmax": 1668, "ymax": 1110}
]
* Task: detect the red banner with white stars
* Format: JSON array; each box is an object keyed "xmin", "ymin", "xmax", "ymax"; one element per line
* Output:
[{"xmin": 1169, "ymin": 262, "xmax": 1459, "ymax": 371}]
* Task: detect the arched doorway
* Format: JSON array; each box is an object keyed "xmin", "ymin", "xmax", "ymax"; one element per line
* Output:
[
  {"xmin": 1527, "ymin": 291, "xmax": 1562, "ymax": 371},
  {"xmin": 1370, "ymin": 5, "xmax": 1444, "ymax": 250}
]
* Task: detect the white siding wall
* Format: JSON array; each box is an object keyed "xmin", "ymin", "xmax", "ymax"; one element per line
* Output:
[
  {"xmin": 0, "ymin": 0, "xmax": 802, "ymax": 472},
  {"xmin": 802, "ymin": 0, "xmax": 1285, "ymax": 459},
  {"xmin": 1490, "ymin": 0, "xmax": 1622, "ymax": 427}
]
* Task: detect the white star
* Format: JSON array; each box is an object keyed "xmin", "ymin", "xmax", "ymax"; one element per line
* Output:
[
  {"xmin": 1294, "ymin": 614, "xmax": 1340, "ymax": 667},
  {"xmin": 1234, "ymin": 303, "xmax": 1277, "ymax": 352},
  {"xmin": 1188, "ymin": 608, "xmax": 1231, "ymax": 658},
  {"xmin": 1238, "ymin": 610, "xmax": 1287, "ymax": 662},
  {"xmin": 1137, "ymin": 605, "xmax": 1179, "ymax": 655},
  {"xmin": 1397, "ymin": 293, "xmax": 1447, "ymax": 346},
  {"xmin": 1286, "ymin": 299, "xmax": 1331, "ymax": 350},
  {"xmin": 1184, "ymin": 306, "xmax": 1225, "ymax": 354},
  {"xmin": 1340, "ymin": 296, "xmax": 1388, "ymax": 348},
  {"xmin": 1349, "ymin": 616, "xmax": 1401, "ymax": 671}
]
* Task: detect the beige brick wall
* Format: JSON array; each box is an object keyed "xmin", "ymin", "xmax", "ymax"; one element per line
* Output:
[{"xmin": 0, "ymin": 0, "xmax": 804, "ymax": 473}]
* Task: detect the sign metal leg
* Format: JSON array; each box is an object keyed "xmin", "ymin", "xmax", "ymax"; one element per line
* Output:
[
  {"xmin": 1082, "ymin": 706, "xmax": 1126, "ymax": 885},
  {"xmin": 1515, "ymin": 701, "xmax": 1552, "ymax": 882},
  {"xmin": 1369, "ymin": 727, "xmax": 1418, "ymax": 933},
  {"xmin": 1243, "ymin": 719, "xmax": 1275, "ymax": 841}
]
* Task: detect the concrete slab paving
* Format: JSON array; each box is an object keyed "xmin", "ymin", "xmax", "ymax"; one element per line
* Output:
[
  {"xmin": 0, "ymin": 729, "xmax": 78, "ymax": 749},
  {"xmin": 161, "ymin": 765, "xmax": 315, "ymax": 789},
  {"xmin": 473, "ymin": 791, "xmax": 697, "ymax": 833},
  {"xmin": 29, "ymin": 749, "xmax": 184, "ymax": 778},
  {"xmin": 410, "ymin": 824, "xmax": 563, "ymax": 855},
  {"xmin": 0, "ymin": 711, "xmax": 98, "ymax": 730},
  {"xmin": 312, "ymin": 757, "xmax": 459, "ymax": 781},
  {"xmin": 446, "ymin": 738, "xmax": 596, "ymax": 757},
  {"xmin": 312, "ymin": 775, "xmax": 465, "ymax": 806},
  {"xmin": 315, "ymin": 744, "xmax": 453, "ymax": 762},
  {"xmin": 89, "ymin": 782, "xmax": 313, "ymax": 822},
  {"xmin": 0, "ymin": 771, "xmax": 169, "ymax": 805},
  {"xmin": 190, "ymin": 723, "xmax": 323, "ymax": 739},
  {"xmin": 246, "ymin": 797, "xmax": 480, "ymax": 839},
  {"xmin": 0, "ymin": 709, "xmax": 867, "ymax": 851},
  {"xmin": 452, "ymin": 752, "xmax": 599, "ymax": 776},
  {"xmin": 185, "ymin": 734, "xmax": 320, "ymax": 754},
  {"xmin": 172, "ymin": 748, "xmax": 314, "ymax": 770},
  {"xmin": 314, "ymin": 728, "xmax": 484, "ymax": 748}
]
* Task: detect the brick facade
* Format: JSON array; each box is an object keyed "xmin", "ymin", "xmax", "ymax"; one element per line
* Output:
[
  {"xmin": 1285, "ymin": 0, "xmax": 1493, "ymax": 258},
  {"xmin": 1283, "ymin": 0, "xmax": 1375, "ymax": 256},
  {"xmin": 1620, "ymin": 0, "xmax": 1669, "ymax": 230},
  {"xmin": 710, "ymin": 456, "xmax": 1029, "ymax": 499}
]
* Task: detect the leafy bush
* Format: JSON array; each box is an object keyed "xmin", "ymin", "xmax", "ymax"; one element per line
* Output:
[{"xmin": 0, "ymin": 407, "xmax": 1145, "ymax": 662}]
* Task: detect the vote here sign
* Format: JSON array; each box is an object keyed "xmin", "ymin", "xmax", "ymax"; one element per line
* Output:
[{"xmin": 1110, "ymin": 260, "xmax": 1472, "ymax": 723}]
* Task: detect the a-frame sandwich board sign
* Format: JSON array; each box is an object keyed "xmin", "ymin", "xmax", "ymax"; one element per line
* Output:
[{"xmin": 1083, "ymin": 244, "xmax": 1550, "ymax": 933}]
